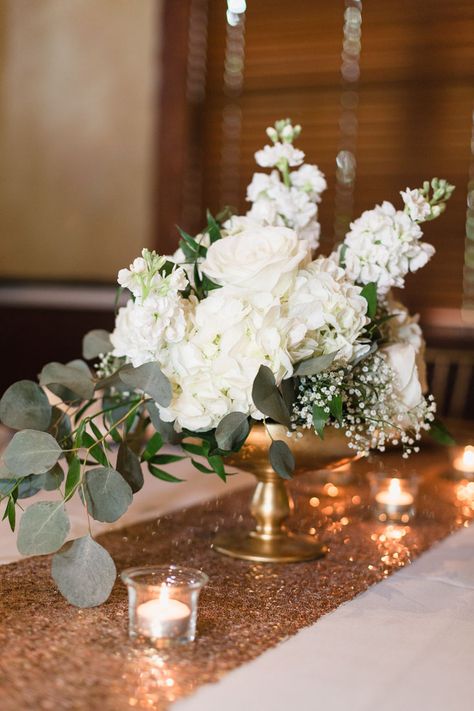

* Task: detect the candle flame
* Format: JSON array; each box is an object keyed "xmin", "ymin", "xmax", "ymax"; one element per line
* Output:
[
  {"xmin": 462, "ymin": 446, "xmax": 474, "ymax": 468},
  {"xmin": 388, "ymin": 478, "xmax": 402, "ymax": 497},
  {"xmin": 160, "ymin": 583, "xmax": 170, "ymax": 604}
]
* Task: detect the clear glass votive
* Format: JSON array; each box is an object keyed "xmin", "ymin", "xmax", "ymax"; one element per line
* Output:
[
  {"xmin": 368, "ymin": 469, "xmax": 419, "ymax": 524},
  {"xmin": 450, "ymin": 444, "xmax": 474, "ymax": 480},
  {"xmin": 121, "ymin": 566, "xmax": 208, "ymax": 647}
]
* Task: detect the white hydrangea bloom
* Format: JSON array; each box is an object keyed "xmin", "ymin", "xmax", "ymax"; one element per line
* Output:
[
  {"xmin": 286, "ymin": 256, "xmax": 369, "ymax": 364},
  {"xmin": 255, "ymin": 142, "xmax": 305, "ymax": 168},
  {"xmin": 400, "ymin": 188, "xmax": 431, "ymax": 222},
  {"xmin": 339, "ymin": 201, "xmax": 435, "ymax": 295},
  {"xmin": 159, "ymin": 290, "xmax": 295, "ymax": 431}
]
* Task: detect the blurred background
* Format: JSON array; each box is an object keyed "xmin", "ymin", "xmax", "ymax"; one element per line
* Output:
[{"xmin": 1, "ymin": 0, "xmax": 473, "ymax": 418}]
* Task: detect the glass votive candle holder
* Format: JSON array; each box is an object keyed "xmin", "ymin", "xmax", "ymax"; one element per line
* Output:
[
  {"xmin": 368, "ymin": 470, "xmax": 419, "ymax": 524},
  {"xmin": 450, "ymin": 444, "xmax": 474, "ymax": 480},
  {"xmin": 121, "ymin": 565, "xmax": 208, "ymax": 647}
]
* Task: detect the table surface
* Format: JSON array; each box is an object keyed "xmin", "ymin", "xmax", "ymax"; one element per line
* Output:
[{"xmin": 2, "ymin": 450, "xmax": 474, "ymax": 711}]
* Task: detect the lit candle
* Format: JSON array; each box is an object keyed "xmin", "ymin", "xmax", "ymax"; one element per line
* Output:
[
  {"xmin": 375, "ymin": 478, "xmax": 414, "ymax": 507},
  {"xmin": 453, "ymin": 446, "xmax": 474, "ymax": 476},
  {"xmin": 136, "ymin": 585, "xmax": 191, "ymax": 640}
]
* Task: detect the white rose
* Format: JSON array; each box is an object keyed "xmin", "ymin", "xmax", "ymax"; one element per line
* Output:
[
  {"xmin": 201, "ymin": 225, "xmax": 309, "ymax": 296},
  {"xmin": 382, "ymin": 343, "xmax": 423, "ymax": 410}
]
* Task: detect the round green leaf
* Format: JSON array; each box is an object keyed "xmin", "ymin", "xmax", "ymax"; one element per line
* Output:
[
  {"xmin": 215, "ymin": 412, "xmax": 249, "ymax": 451},
  {"xmin": 4, "ymin": 430, "xmax": 62, "ymax": 476},
  {"xmin": 82, "ymin": 329, "xmax": 113, "ymax": 360},
  {"xmin": 116, "ymin": 443, "xmax": 144, "ymax": 494},
  {"xmin": 269, "ymin": 439, "xmax": 295, "ymax": 480},
  {"xmin": 52, "ymin": 535, "xmax": 116, "ymax": 608},
  {"xmin": 0, "ymin": 380, "xmax": 51, "ymax": 431},
  {"xmin": 17, "ymin": 501, "xmax": 70, "ymax": 556},
  {"xmin": 83, "ymin": 467, "xmax": 133, "ymax": 522},
  {"xmin": 39, "ymin": 360, "xmax": 94, "ymax": 401},
  {"xmin": 119, "ymin": 362, "xmax": 172, "ymax": 407}
]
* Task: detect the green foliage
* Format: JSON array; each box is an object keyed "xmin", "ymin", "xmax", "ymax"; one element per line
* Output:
[
  {"xmin": 17, "ymin": 501, "xmax": 70, "ymax": 556},
  {"xmin": 312, "ymin": 404, "xmax": 329, "ymax": 439},
  {"xmin": 119, "ymin": 362, "xmax": 172, "ymax": 407},
  {"xmin": 148, "ymin": 464, "xmax": 185, "ymax": 483},
  {"xmin": 293, "ymin": 352, "xmax": 338, "ymax": 377},
  {"xmin": 0, "ymin": 380, "xmax": 51, "ymax": 432},
  {"xmin": 329, "ymin": 395, "xmax": 343, "ymax": 424},
  {"xmin": 215, "ymin": 412, "xmax": 249, "ymax": 451},
  {"xmin": 51, "ymin": 535, "xmax": 116, "ymax": 608},
  {"xmin": 251, "ymin": 366, "xmax": 291, "ymax": 428},
  {"xmin": 39, "ymin": 360, "xmax": 94, "ymax": 401},
  {"xmin": 83, "ymin": 467, "xmax": 133, "ymax": 523},
  {"xmin": 360, "ymin": 282, "xmax": 377, "ymax": 320},
  {"xmin": 116, "ymin": 443, "xmax": 144, "ymax": 493},
  {"xmin": 65, "ymin": 457, "xmax": 81, "ymax": 501},
  {"xmin": 269, "ymin": 439, "xmax": 295, "ymax": 479},
  {"xmin": 147, "ymin": 402, "xmax": 182, "ymax": 444},
  {"xmin": 4, "ymin": 430, "xmax": 62, "ymax": 476},
  {"xmin": 428, "ymin": 418, "xmax": 456, "ymax": 446},
  {"xmin": 82, "ymin": 330, "xmax": 113, "ymax": 360}
]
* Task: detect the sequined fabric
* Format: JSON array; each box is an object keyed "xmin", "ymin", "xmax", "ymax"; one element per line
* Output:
[{"xmin": 0, "ymin": 450, "xmax": 469, "ymax": 710}]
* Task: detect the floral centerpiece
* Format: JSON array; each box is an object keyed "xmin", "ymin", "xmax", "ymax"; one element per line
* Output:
[{"xmin": 0, "ymin": 119, "xmax": 454, "ymax": 605}]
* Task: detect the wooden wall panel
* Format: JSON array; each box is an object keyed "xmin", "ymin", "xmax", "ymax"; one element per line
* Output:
[{"xmin": 200, "ymin": 0, "xmax": 474, "ymax": 312}]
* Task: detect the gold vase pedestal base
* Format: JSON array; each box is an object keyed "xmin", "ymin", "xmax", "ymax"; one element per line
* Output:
[
  {"xmin": 212, "ymin": 424, "xmax": 353, "ymax": 564},
  {"xmin": 213, "ymin": 531, "xmax": 328, "ymax": 563}
]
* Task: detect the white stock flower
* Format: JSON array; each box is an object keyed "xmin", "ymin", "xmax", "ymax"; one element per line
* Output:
[
  {"xmin": 290, "ymin": 164, "xmax": 327, "ymax": 202},
  {"xmin": 382, "ymin": 343, "xmax": 423, "ymax": 411},
  {"xmin": 110, "ymin": 294, "xmax": 188, "ymax": 368},
  {"xmin": 255, "ymin": 142, "xmax": 305, "ymax": 168},
  {"xmin": 400, "ymin": 188, "xmax": 431, "ymax": 222},
  {"xmin": 340, "ymin": 201, "xmax": 436, "ymax": 295},
  {"xmin": 201, "ymin": 225, "xmax": 309, "ymax": 296},
  {"xmin": 286, "ymin": 256, "xmax": 368, "ymax": 363},
  {"xmin": 111, "ymin": 261, "xmax": 190, "ymax": 367},
  {"xmin": 246, "ymin": 171, "xmax": 279, "ymax": 202}
]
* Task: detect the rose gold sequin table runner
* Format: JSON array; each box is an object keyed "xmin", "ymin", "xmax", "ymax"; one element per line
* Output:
[{"xmin": 0, "ymin": 449, "xmax": 471, "ymax": 711}]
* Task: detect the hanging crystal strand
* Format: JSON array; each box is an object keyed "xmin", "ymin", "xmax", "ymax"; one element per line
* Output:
[
  {"xmin": 462, "ymin": 106, "xmax": 474, "ymax": 323},
  {"xmin": 333, "ymin": 1, "xmax": 363, "ymax": 246},
  {"xmin": 180, "ymin": 0, "xmax": 209, "ymax": 232},
  {"xmin": 220, "ymin": 1, "xmax": 247, "ymax": 210}
]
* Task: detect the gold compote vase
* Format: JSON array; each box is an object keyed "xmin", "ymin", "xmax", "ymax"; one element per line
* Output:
[{"xmin": 213, "ymin": 423, "xmax": 353, "ymax": 563}]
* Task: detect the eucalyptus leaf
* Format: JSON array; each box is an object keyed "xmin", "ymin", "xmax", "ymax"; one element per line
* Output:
[
  {"xmin": 116, "ymin": 443, "xmax": 144, "ymax": 493},
  {"xmin": 82, "ymin": 329, "xmax": 113, "ymax": 360},
  {"xmin": 215, "ymin": 412, "xmax": 249, "ymax": 451},
  {"xmin": 294, "ymin": 352, "xmax": 338, "ymax": 377},
  {"xmin": 280, "ymin": 378, "xmax": 296, "ymax": 411},
  {"xmin": 51, "ymin": 535, "xmax": 116, "ymax": 608},
  {"xmin": 251, "ymin": 366, "xmax": 291, "ymax": 428},
  {"xmin": 0, "ymin": 464, "xmax": 63, "ymax": 499},
  {"xmin": 269, "ymin": 439, "xmax": 295, "ymax": 480},
  {"xmin": 17, "ymin": 501, "xmax": 70, "ymax": 556},
  {"xmin": 83, "ymin": 467, "xmax": 133, "ymax": 522},
  {"xmin": 4, "ymin": 430, "xmax": 62, "ymax": 476},
  {"xmin": 0, "ymin": 380, "xmax": 51, "ymax": 431},
  {"xmin": 39, "ymin": 360, "xmax": 94, "ymax": 401},
  {"xmin": 120, "ymin": 362, "xmax": 172, "ymax": 407},
  {"xmin": 147, "ymin": 402, "xmax": 182, "ymax": 444}
]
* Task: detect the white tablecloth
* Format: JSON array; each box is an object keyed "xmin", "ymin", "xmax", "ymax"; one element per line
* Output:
[{"xmin": 2, "ymin": 461, "xmax": 474, "ymax": 711}]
